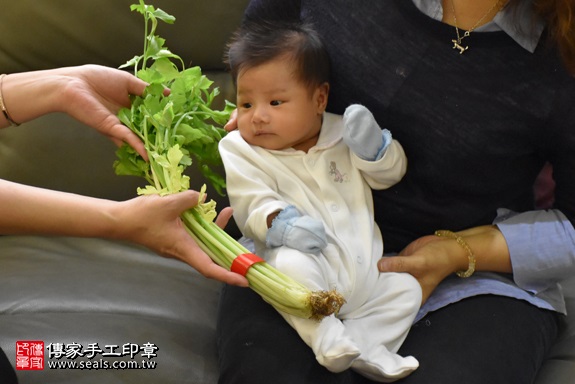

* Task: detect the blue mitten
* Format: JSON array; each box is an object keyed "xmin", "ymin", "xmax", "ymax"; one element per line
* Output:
[
  {"xmin": 266, "ymin": 205, "xmax": 328, "ymax": 255},
  {"xmin": 342, "ymin": 104, "xmax": 392, "ymax": 161}
]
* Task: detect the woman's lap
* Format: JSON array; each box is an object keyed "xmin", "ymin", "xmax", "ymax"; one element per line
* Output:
[
  {"xmin": 216, "ymin": 284, "xmax": 351, "ymax": 384},
  {"xmin": 216, "ymin": 285, "xmax": 559, "ymax": 384},
  {"xmin": 390, "ymin": 295, "xmax": 559, "ymax": 384}
]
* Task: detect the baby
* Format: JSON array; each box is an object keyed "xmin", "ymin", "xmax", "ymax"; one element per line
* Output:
[{"xmin": 220, "ymin": 21, "xmax": 422, "ymax": 382}]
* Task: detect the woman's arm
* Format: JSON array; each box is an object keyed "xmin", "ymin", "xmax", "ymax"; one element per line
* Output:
[
  {"xmin": 0, "ymin": 178, "xmax": 248, "ymax": 286},
  {"xmin": 380, "ymin": 210, "xmax": 575, "ymax": 304},
  {"xmin": 378, "ymin": 225, "xmax": 511, "ymax": 303}
]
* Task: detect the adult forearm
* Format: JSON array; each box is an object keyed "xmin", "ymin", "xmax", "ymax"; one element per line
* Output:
[
  {"xmin": 0, "ymin": 69, "xmax": 67, "ymax": 128},
  {"xmin": 0, "ymin": 179, "xmax": 118, "ymax": 238},
  {"xmin": 457, "ymin": 225, "xmax": 512, "ymax": 275}
]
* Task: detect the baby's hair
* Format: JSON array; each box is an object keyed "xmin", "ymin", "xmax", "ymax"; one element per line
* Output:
[{"xmin": 225, "ymin": 20, "xmax": 331, "ymax": 91}]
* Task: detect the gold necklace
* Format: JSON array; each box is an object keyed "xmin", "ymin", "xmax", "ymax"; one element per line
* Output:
[{"xmin": 449, "ymin": 0, "xmax": 504, "ymax": 54}]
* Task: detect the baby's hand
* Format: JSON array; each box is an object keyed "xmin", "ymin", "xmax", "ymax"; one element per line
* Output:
[
  {"xmin": 343, "ymin": 104, "xmax": 391, "ymax": 161},
  {"xmin": 266, "ymin": 205, "xmax": 327, "ymax": 255}
]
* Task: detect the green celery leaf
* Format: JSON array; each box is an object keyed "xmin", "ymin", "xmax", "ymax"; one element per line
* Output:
[
  {"xmin": 151, "ymin": 58, "xmax": 180, "ymax": 82},
  {"xmin": 114, "ymin": 145, "xmax": 149, "ymax": 178},
  {"xmin": 119, "ymin": 55, "xmax": 141, "ymax": 70},
  {"xmin": 175, "ymin": 124, "xmax": 206, "ymax": 144},
  {"xmin": 146, "ymin": 35, "xmax": 166, "ymax": 57},
  {"xmin": 150, "ymin": 8, "xmax": 175, "ymax": 24},
  {"xmin": 137, "ymin": 185, "xmax": 169, "ymax": 196},
  {"xmin": 116, "ymin": 1, "xmax": 234, "ymax": 197}
]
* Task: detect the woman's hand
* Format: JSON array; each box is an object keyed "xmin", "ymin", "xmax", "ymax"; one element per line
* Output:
[
  {"xmin": 113, "ymin": 190, "xmax": 249, "ymax": 287},
  {"xmin": 56, "ymin": 65, "xmax": 150, "ymax": 158},
  {"xmin": 55, "ymin": 65, "xmax": 153, "ymax": 159},
  {"xmin": 224, "ymin": 108, "xmax": 238, "ymax": 132},
  {"xmin": 377, "ymin": 225, "xmax": 512, "ymax": 303},
  {"xmin": 1, "ymin": 65, "xmax": 151, "ymax": 158},
  {"xmin": 378, "ymin": 235, "xmax": 462, "ymax": 303}
]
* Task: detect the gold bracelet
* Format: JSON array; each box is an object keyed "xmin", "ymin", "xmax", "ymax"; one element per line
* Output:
[
  {"xmin": 0, "ymin": 74, "xmax": 20, "ymax": 126},
  {"xmin": 434, "ymin": 229, "xmax": 476, "ymax": 278}
]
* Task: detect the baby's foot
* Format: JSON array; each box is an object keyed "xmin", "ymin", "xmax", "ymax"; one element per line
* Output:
[
  {"xmin": 316, "ymin": 336, "xmax": 361, "ymax": 373},
  {"xmin": 351, "ymin": 348, "xmax": 418, "ymax": 382}
]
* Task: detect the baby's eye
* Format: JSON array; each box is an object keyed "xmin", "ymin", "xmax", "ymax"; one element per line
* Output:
[
  {"xmin": 241, "ymin": 102, "xmax": 252, "ymax": 109},
  {"xmin": 270, "ymin": 100, "xmax": 283, "ymax": 106}
]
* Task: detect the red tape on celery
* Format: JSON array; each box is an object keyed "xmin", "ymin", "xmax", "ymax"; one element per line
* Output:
[{"xmin": 231, "ymin": 253, "xmax": 265, "ymax": 276}]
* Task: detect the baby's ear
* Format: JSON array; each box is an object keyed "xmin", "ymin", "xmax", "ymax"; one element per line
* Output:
[{"xmin": 314, "ymin": 82, "xmax": 330, "ymax": 113}]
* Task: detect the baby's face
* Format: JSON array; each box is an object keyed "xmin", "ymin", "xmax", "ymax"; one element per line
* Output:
[{"xmin": 236, "ymin": 56, "xmax": 327, "ymax": 152}]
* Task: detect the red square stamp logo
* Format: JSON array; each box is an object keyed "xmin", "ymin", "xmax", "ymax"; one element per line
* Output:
[{"xmin": 16, "ymin": 341, "xmax": 44, "ymax": 370}]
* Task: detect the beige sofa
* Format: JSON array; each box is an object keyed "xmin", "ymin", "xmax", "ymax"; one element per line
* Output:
[{"xmin": 0, "ymin": 1, "xmax": 573, "ymax": 383}]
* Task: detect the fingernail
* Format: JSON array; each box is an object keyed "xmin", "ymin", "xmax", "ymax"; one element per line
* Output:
[{"xmin": 377, "ymin": 259, "xmax": 386, "ymax": 270}]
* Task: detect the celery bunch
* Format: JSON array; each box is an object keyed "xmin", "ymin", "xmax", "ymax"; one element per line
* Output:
[{"xmin": 114, "ymin": 1, "xmax": 345, "ymax": 320}]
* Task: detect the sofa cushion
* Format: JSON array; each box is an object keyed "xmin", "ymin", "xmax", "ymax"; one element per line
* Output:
[
  {"xmin": 534, "ymin": 276, "xmax": 575, "ymax": 383},
  {"xmin": 0, "ymin": 235, "xmax": 223, "ymax": 384}
]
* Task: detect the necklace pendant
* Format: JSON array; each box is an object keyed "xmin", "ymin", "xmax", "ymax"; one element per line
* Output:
[{"xmin": 451, "ymin": 39, "xmax": 468, "ymax": 54}]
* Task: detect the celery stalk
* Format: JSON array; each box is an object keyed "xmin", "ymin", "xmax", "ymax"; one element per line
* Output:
[{"xmin": 114, "ymin": 1, "xmax": 345, "ymax": 320}]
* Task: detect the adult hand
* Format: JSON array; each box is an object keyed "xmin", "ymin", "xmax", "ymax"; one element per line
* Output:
[
  {"xmin": 377, "ymin": 235, "xmax": 465, "ymax": 304},
  {"xmin": 1, "ymin": 65, "xmax": 151, "ymax": 159},
  {"xmin": 224, "ymin": 108, "xmax": 238, "ymax": 132},
  {"xmin": 114, "ymin": 190, "xmax": 249, "ymax": 287},
  {"xmin": 57, "ymin": 65, "xmax": 150, "ymax": 158},
  {"xmin": 377, "ymin": 225, "xmax": 511, "ymax": 303}
]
